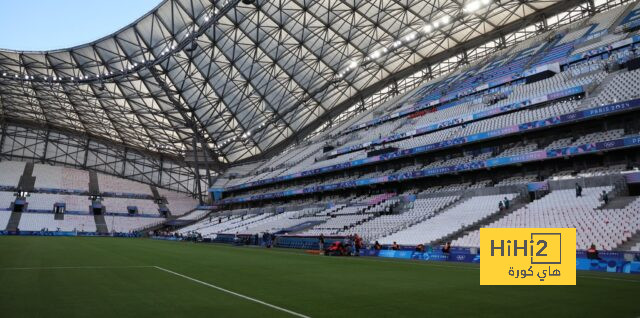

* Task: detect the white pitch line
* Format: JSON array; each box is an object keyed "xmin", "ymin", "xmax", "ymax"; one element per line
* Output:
[
  {"xmin": 153, "ymin": 266, "xmax": 311, "ymax": 318},
  {"xmin": 0, "ymin": 265, "xmax": 154, "ymax": 271}
]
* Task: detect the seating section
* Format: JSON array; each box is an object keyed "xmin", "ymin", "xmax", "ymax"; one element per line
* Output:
[
  {"xmin": 210, "ymin": 5, "xmax": 640, "ymax": 196},
  {"xmin": 0, "ymin": 160, "xmax": 205, "ymax": 231},
  {"xmin": 104, "ymin": 215, "xmax": 164, "ymax": 233},
  {"xmin": 578, "ymin": 164, "xmax": 628, "ymax": 177},
  {"xmin": 177, "ymin": 209, "xmax": 211, "ymax": 221},
  {"xmin": 589, "ymin": 5, "xmax": 627, "ymax": 32},
  {"xmin": 25, "ymin": 193, "xmax": 91, "ymax": 212},
  {"xmin": 298, "ymin": 214, "xmax": 372, "ymax": 236},
  {"xmin": 102, "ymin": 197, "xmax": 159, "ymax": 215},
  {"xmin": 178, "ymin": 207, "xmax": 329, "ymax": 237},
  {"xmin": 574, "ymin": 33, "xmax": 627, "ymax": 55},
  {"xmin": 98, "ymin": 173, "xmax": 152, "ymax": 195},
  {"xmin": 33, "ymin": 164, "xmax": 89, "ymax": 191},
  {"xmin": 379, "ymin": 194, "xmax": 517, "ymax": 245},
  {"xmin": 452, "ymin": 187, "xmax": 638, "ymax": 250},
  {"xmin": 0, "ymin": 192, "xmax": 15, "ymax": 209},
  {"xmin": 233, "ymin": 209, "xmax": 325, "ymax": 235},
  {"xmin": 220, "ymin": 66, "xmax": 604, "ymax": 187},
  {"xmin": 173, "ymin": 6, "xmax": 640, "ymax": 252},
  {"xmin": 178, "ymin": 214, "xmax": 274, "ymax": 237},
  {"xmin": 18, "ymin": 213, "xmax": 97, "ymax": 232},
  {"xmin": 0, "ymin": 211, "xmax": 11, "ymax": 229},
  {"xmin": 61, "ymin": 195, "xmax": 92, "ymax": 212},
  {"xmin": 157, "ymin": 188, "xmax": 198, "ymax": 216},
  {"xmin": 589, "ymin": 69, "xmax": 640, "ymax": 107},
  {"xmin": 4, "ymin": 6, "xmax": 640, "ymax": 251},
  {"xmin": 340, "ymin": 196, "xmax": 459, "ymax": 242},
  {"xmin": 0, "ymin": 161, "xmax": 25, "ymax": 187},
  {"xmin": 495, "ymin": 175, "xmax": 538, "ymax": 186}
]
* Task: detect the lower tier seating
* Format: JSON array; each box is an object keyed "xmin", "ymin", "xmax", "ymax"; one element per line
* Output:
[
  {"xmin": 0, "ymin": 211, "xmax": 11, "ymax": 229},
  {"xmin": 339, "ymin": 196, "xmax": 459, "ymax": 242},
  {"xmin": 452, "ymin": 187, "xmax": 639, "ymax": 250},
  {"xmin": 104, "ymin": 215, "xmax": 164, "ymax": 234},
  {"xmin": 379, "ymin": 194, "xmax": 517, "ymax": 245},
  {"xmin": 18, "ymin": 213, "xmax": 97, "ymax": 232}
]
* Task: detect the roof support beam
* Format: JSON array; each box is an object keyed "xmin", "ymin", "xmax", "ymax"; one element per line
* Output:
[{"xmin": 244, "ymin": 0, "xmax": 589, "ymax": 163}]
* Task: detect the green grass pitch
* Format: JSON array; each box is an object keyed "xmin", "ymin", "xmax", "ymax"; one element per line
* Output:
[{"xmin": 0, "ymin": 236, "xmax": 639, "ymax": 317}]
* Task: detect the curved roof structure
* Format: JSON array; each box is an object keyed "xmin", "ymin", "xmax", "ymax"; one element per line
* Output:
[{"xmin": 0, "ymin": 0, "xmax": 586, "ymax": 165}]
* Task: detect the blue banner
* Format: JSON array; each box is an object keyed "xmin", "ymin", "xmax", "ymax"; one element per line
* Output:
[{"xmin": 372, "ymin": 249, "xmax": 640, "ymax": 274}]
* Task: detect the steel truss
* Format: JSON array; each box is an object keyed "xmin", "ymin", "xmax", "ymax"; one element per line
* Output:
[
  {"xmin": 306, "ymin": 0, "xmax": 637, "ymax": 140},
  {"xmin": 0, "ymin": 121, "xmax": 204, "ymax": 197},
  {"xmin": 0, "ymin": 0, "xmax": 613, "ymax": 167}
]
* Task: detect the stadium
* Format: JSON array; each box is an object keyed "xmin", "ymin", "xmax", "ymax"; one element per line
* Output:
[{"xmin": 1, "ymin": 0, "xmax": 640, "ymax": 316}]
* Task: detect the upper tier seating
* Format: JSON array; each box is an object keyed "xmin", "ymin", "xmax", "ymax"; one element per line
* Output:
[
  {"xmin": 97, "ymin": 173, "xmax": 152, "ymax": 195},
  {"xmin": 33, "ymin": 164, "xmax": 89, "ymax": 191},
  {"xmin": 379, "ymin": 194, "xmax": 517, "ymax": 245},
  {"xmin": 215, "ymin": 16, "xmax": 640, "ymax": 191},
  {"xmin": 574, "ymin": 33, "xmax": 628, "ymax": 55},
  {"xmin": 0, "ymin": 161, "xmax": 25, "ymax": 187},
  {"xmin": 589, "ymin": 69, "xmax": 640, "ymax": 107},
  {"xmin": 452, "ymin": 187, "xmax": 637, "ymax": 250},
  {"xmin": 588, "ymin": 5, "xmax": 628, "ymax": 33}
]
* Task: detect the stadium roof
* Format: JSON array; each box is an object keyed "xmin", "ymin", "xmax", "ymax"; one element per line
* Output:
[{"xmin": 0, "ymin": 0, "xmax": 586, "ymax": 166}]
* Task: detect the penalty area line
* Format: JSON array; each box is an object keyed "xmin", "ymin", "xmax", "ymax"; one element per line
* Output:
[{"xmin": 153, "ymin": 266, "xmax": 311, "ymax": 318}]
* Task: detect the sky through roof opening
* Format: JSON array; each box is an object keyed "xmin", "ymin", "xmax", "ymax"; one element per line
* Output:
[{"xmin": 0, "ymin": 0, "xmax": 162, "ymax": 51}]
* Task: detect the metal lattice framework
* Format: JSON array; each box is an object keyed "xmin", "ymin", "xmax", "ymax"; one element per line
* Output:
[
  {"xmin": 0, "ymin": 0, "xmax": 597, "ymax": 166},
  {"xmin": 0, "ymin": 121, "xmax": 205, "ymax": 195}
]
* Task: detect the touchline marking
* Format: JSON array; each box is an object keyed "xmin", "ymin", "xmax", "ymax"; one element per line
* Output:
[
  {"xmin": 0, "ymin": 265, "xmax": 154, "ymax": 271},
  {"xmin": 153, "ymin": 266, "xmax": 311, "ymax": 318}
]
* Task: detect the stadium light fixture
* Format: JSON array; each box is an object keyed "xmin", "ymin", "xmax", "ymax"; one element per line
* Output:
[
  {"xmin": 464, "ymin": 0, "xmax": 491, "ymax": 13},
  {"xmin": 404, "ymin": 32, "xmax": 417, "ymax": 42},
  {"xmin": 464, "ymin": 1, "xmax": 481, "ymax": 13}
]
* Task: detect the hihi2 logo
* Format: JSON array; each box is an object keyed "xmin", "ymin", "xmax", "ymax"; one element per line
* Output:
[{"xmin": 480, "ymin": 228, "xmax": 576, "ymax": 285}]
